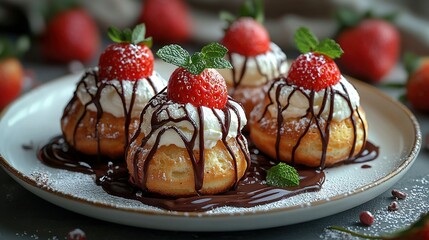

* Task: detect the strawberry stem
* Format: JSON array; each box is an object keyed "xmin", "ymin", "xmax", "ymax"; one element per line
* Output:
[{"xmin": 220, "ymin": 0, "xmax": 264, "ymax": 26}]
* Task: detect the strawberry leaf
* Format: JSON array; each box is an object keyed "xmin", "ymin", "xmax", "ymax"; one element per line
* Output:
[
  {"xmin": 156, "ymin": 44, "xmax": 190, "ymax": 68},
  {"xmin": 157, "ymin": 43, "xmax": 232, "ymax": 75},
  {"xmin": 239, "ymin": 0, "xmax": 264, "ymax": 23},
  {"xmin": 314, "ymin": 39, "xmax": 343, "ymax": 59},
  {"xmin": 108, "ymin": 26, "xmax": 125, "ymax": 43},
  {"xmin": 294, "ymin": 27, "xmax": 319, "ymax": 54},
  {"xmin": 221, "ymin": 0, "xmax": 265, "ymax": 27},
  {"xmin": 404, "ymin": 52, "xmax": 420, "ymax": 76},
  {"xmin": 131, "ymin": 24, "xmax": 146, "ymax": 45}
]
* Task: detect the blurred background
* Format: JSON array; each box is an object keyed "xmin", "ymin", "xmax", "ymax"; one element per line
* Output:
[{"xmin": 1, "ymin": 0, "xmax": 429, "ymax": 109}]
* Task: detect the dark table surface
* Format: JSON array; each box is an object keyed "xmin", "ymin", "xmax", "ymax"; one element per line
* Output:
[{"xmin": 0, "ymin": 58, "xmax": 428, "ymax": 240}]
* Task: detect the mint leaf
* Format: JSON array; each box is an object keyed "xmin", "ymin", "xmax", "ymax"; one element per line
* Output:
[
  {"xmin": 314, "ymin": 39, "xmax": 343, "ymax": 59},
  {"xmin": 294, "ymin": 27, "xmax": 319, "ymax": 54},
  {"xmin": 107, "ymin": 24, "xmax": 152, "ymax": 47},
  {"xmin": 294, "ymin": 27, "xmax": 343, "ymax": 59},
  {"xmin": 202, "ymin": 42, "xmax": 228, "ymax": 58},
  {"xmin": 219, "ymin": 11, "xmax": 236, "ymax": 25},
  {"xmin": 156, "ymin": 44, "xmax": 190, "ymax": 68},
  {"xmin": 266, "ymin": 162, "xmax": 299, "ymax": 187},
  {"xmin": 157, "ymin": 42, "xmax": 232, "ymax": 75},
  {"xmin": 205, "ymin": 58, "xmax": 233, "ymax": 69}
]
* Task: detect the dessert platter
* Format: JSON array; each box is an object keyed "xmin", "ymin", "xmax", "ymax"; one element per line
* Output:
[{"xmin": 0, "ymin": 25, "xmax": 422, "ymax": 232}]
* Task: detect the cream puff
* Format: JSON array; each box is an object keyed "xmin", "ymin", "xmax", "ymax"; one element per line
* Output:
[
  {"xmin": 61, "ymin": 25, "xmax": 166, "ymax": 159},
  {"xmin": 250, "ymin": 28, "xmax": 367, "ymax": 168},
  {"xmin": 219, "ymin": 5, "xmax": 288, "ymax": 117},
  {"xmin": 127, "ymin": 43, "xmax": 250, "ymax": 196}
]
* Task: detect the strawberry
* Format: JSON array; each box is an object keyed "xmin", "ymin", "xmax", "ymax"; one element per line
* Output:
[
  {"xmin": 336, "ymin": 13, "xmax": 400, "ymax": 82},
  {"xmin": 287, "ymin": 27, "xmax": 343, "ymax": 91},
  {"xmin": 98, "ymin": 24, "xmax": 153, "ymax": 81},
  {"xmin": 167, "ymin": 67, "xmax": 228, "ymax": 109},
  {"xmin": 40, "ymin": 8, "xmax": 100, "ymax": 63},
  {"xmin": 221, "ymin": 17, "xmax": 270, "ymax": 56},
  {"xmin": 0, "ymin": 36, "xmax": 29, "ymax": 110},
  {"xmin": 404, "ymin": 54, "xmax": 429, "ymax": 112},
  {"xmin": 139, "ymin": 0, "xmax": 192, "ymax": 44},
  {"xmin": 220, "ymin": 0, "xmax": 270, "ymax": 56},
  {"xmin": 156, "ymin": 43, "xmax": 232, "ymax": 109},
  {"xmin": 0, "ymin": 58, "xmax": 24, "ymax": 109}
]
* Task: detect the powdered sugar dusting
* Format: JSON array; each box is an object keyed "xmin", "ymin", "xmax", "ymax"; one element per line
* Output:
[{"xmin": 320, "ymin": 175, "xmax": 429, "ymax": 239}]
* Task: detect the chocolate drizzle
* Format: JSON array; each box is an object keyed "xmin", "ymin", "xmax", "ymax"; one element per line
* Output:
[
  {"xmin": 61, "ymin": 70, "xmax": 161, "ymax": 158},
  {"xmin": 259, "ymin": 77, "xmax": 374, "ymax": 169},
  {"xmin": 227, "ymin": 43, "xmax": 287, "ymax": 91},
  {"xmin": 38, "ymin": 136, "xmax": 327, "ymax": 212},
  {"xmin": 129, "ymin": 90, "xmax": 251, "ymax": 193}
]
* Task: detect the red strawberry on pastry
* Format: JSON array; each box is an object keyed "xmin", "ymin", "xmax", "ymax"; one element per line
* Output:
[
  {"xmin": 287, "ymin": 27, "xmax": 343, "ymax": 91},
  {"xmin": 98, "ymin": 24, "xmax": 153, "ymax": 81},
  {"xmin": 221, "ymin": 17, "xmax": 270, "ymax": 57},
  {"xmin": 157, "ymin": 43, "xmax": 232, "ymax": 109}
]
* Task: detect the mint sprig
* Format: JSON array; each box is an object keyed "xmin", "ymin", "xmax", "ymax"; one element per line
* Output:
[
  {"xmin": 220, "ymin": 0, "xmax": 264, "ymax": 26},
  {"xmin": 156, "ymin": 42, "xmax": 232, "ymax": 75},
  {"xmin": 294, "ymin": 27, "xmax": 343, "ymax": 59},
  {"xmin": 0, "ymin": 36, "xmax": 29, "ymax": 60},
  {"xmin": 266, "ymin": 162, "xmax": 300, "ymax": 187},
  {"xmin": 107, "ymin": 24, "xmax": 152, "ymax": 47}
]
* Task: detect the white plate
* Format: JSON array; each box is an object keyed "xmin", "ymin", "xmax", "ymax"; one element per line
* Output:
[{"xmin": 0, "ymin": 61, "xmax": 422, "ymax": 232}]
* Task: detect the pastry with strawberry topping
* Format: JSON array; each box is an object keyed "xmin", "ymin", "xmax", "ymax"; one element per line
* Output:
[
  {"xmin": 126, "ymin": 43, "xmax": 250, "ymax": 196},
  {"xmin": 61, "ymin": 24, "xmax": 166, "ymax": 159},
  {"xmin": 249, "ymin": 27, "xmax": 368, "ymax": 168},
  {"xmin": 218, "ymin": 0, "xmax": 288, "ymax": 117}
]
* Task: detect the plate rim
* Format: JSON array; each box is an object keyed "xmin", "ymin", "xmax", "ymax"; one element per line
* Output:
[{"xmin": 0, "ymin": 73, "xmax": 422, "ymax": 219}]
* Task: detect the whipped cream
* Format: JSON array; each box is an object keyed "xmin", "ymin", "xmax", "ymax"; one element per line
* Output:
[
  {"xmin": 141, "ymin": 97, "xmax": 247, "ymax": 150},
  {"xmin": 219, "ymin": 42, "xmax": 288, "ymax": 87},
  {"xmin": 267, "ymin": 76, "xmax": 360, "ymax": 121},
  {"xmin": 76, "ymin": 69, "xmax": 166, "ymax": 118}
]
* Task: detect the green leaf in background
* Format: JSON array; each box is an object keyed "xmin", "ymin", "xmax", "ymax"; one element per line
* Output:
[
  {"xmin": 239, "ymin": 0, "xmax": 264, "ymax": 23},
  {"xmin": 403, "ymin": 52, "xmax": 421, "ymax": 76}
]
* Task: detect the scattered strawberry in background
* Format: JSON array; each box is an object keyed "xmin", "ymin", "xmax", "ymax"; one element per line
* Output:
[
  {"xmin": 0, "ymin": 36, "xmax": 29, "ymax": 110},
  {"xmin": 287, "ymin": 27, "xmax": 343, "ymax": 92},
  {"xmin": 98, "ymin": 24, "xmax": 153, "ymax": 81},
  {"xmin": 335, "ymin": 9, "xmax": 400, "ymax": 83},
  {"xmin": 139, "ymin": 0, "xmax": 192, "ymax": 44},
  {"xmin": 156, "ymin": 42, "xmax": 232, "ymax": 109},
  {"xmin": 40, "ymin": 5, "xmax": 100, "ymax": 63},
  {"xmin": 220, "ymin": 0, "xmax": 270, "ymax": 57},
  {"xmin": 403, "ymin": 53, "xmax": 429, "ymax": 112}
]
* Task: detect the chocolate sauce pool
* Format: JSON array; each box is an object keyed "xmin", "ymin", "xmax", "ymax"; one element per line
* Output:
[{"xmin": 38, "ymin": 136, "xmax": 378, "ymax": 212}]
